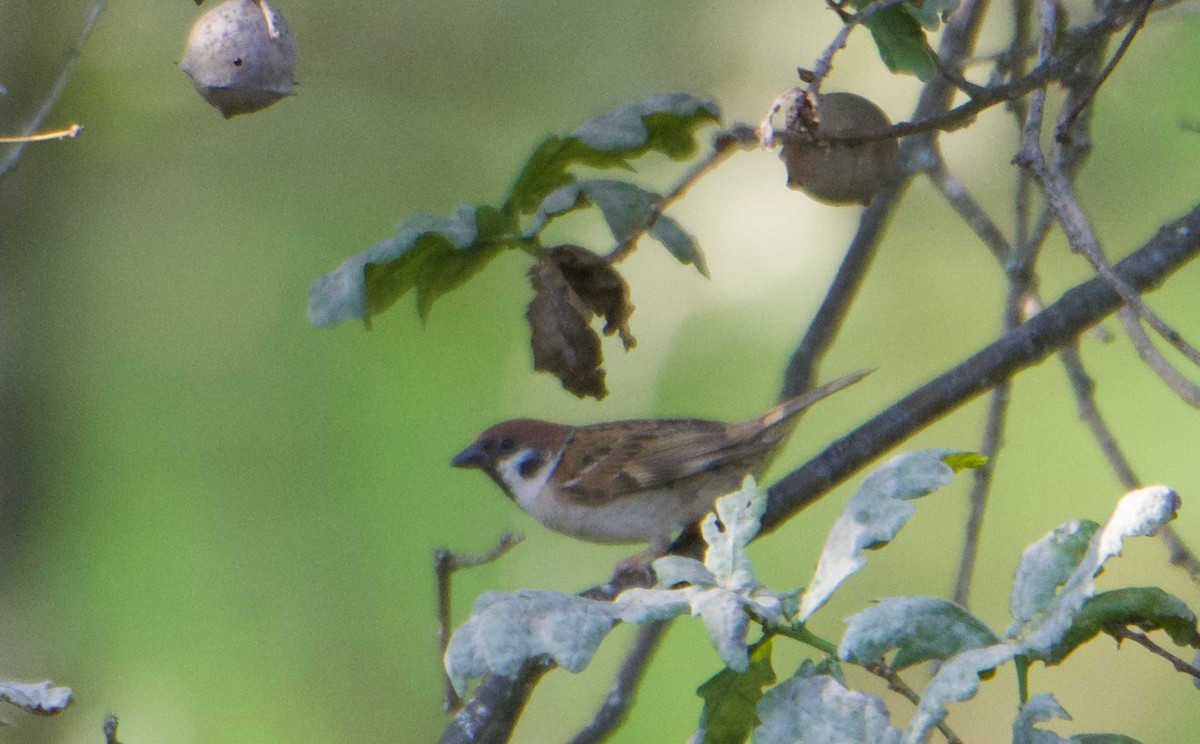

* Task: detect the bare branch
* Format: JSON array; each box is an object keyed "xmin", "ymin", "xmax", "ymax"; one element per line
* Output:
[
  {"xmin": 762, "ymin": 202, "xmax": 1200, "ymax": 533},
  {"xmin": 1114, "ymin": 627, "xmax": 1200, "ymax": 679},
  {"xmin": 0, "ymin": 0, "xmax": 106, "ymax": 180},
  {"xmin": 568, "ymin": 621, "xmax": 671, "ymax": 744},
  {"xmin": 1116, "ymin": 308, "xmax": 1200, "ymax": 406},
  {"xmin": 435, "ymin": 533, "xmax": 525, "ymax": 711},
  {"xmin": 864, "ymin": 660, "xmax": 964, "ymax": 744},
  {"xmin": 1058, "ymin": 343, "xmax": 1200, "ymax": 579},
  {"xmin": 606, "ymin": 127, "xmax": 751, "ymax": 266}
]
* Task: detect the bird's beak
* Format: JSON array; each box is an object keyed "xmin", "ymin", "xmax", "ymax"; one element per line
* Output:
[{"xmin": 451, "ymin": 442, "xmax": 486, "ymax": 469}]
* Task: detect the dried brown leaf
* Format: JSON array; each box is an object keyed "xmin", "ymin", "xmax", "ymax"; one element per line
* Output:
[
  {"xmin": 545, "ymin": 245, "xmax": 636, "ymax": 350},
  {"xmin": 525, "ymin": 246, "xmax": 637, "ymax": 399}
]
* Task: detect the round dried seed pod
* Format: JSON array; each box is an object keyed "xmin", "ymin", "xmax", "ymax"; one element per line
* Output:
[
  {"xmin": 181, "ymin": 0, "xmax": 296, "ymax": 118},
  {"xmin": 780, "ymin": 92, "xmax": 898, "ymax": 206}
]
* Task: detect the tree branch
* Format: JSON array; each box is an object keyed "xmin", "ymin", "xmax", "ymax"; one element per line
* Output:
[{"xmin": 762, "ymin": 202, "xmax": 1200, "ymax": 533}]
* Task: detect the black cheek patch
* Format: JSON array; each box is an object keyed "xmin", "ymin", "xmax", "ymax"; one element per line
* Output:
[{"xmin": 518, "ymin": 452, "xmax": 545, "ymax": 479}]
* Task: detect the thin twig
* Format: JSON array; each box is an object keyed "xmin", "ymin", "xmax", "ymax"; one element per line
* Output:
[
  {"xmin": 0, "ymin": 0, "xmax": 105, "ymax": 181},
  {"xmin": 864, "ymin": 660, "xmax": 964, "ymax": 744},
  {"xmin": 781, "ymin": 0, "xmax": 992, "ymax": 400},
  {"xmin": 0, "ymin": 124, "xmax": 83, "ymax": 144},
  {"xmin": 1058, "ymin": 343, "xmax": 1200, "ymax": 579},
  {"xmin": 606, "ymin": 127, "xmax": 751, "ymax": 266},
  {"xmin": 568, "ymin": 621, "xmax": 671, "ymax": 744},
  {"xmin": 1017, "ymin": 0, "xmax": 1200, "ymax": 407},
  {"xmin": 1115, "ymin": 308, "xmax": 1200, "ymax": 406},
  {"xmin": 763, "ymin": 202, "xmax": 1200, "ymax": 533},
  {"xmin": 1055, "ymin": 0, "xmax": 1153, "ymax": 142},
  {"xmin": 435, "ymin": 533, "xmax": 525, "ymax": 711},
  {"xmin": 1114, "ymin": 627, "xmax": 1200, "ymax": 678},
  {"xmin": 925, "ymin": 152, "xmax": 1016, "ymax": 266},
  {"xmin": 808, "ymin": 0, "xmax": 915, "ymax": 92}
]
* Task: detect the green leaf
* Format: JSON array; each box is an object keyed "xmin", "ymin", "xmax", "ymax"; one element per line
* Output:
[
  {"xmin": 505, "ymin": 92, "xmax": 720, "ymax": 217},
  {"xmin": 861, "ymin": 6, "xmax": 936, "ymax": 80},
  {"xmin": 797, "ymin": 450, "xmax": 979, "ymax": 622},
  {"xmin": 1008, "ymin": 520, "xmax": 1099, "ymax": 638},
  {"xmin": 1045, "ymin": 586, "xmax": 1200, "ymax": 665},
  {"xmin": 525, "ymin": 180, "xmax": 708, "ymax": 275},
  {"xmin": 903, "ymin": 0, "xmax": 960, "ymax": 31},
  {"xmin": 308, "ymin": 205, "xmax": 509, "ymax": 326},
  {"xmin": 1012, "ymin": 694, "xmax": 1071, "ymax": 744},
  {"xmin": 1013, "ymin": 697, "xmax": 1146, "ymax": 744},
  {"xmin": 650, "ymin": 214, "xmax": 709, "ymax": 277},
  {"xmin": 697, "ymin": 638, "xmax": 777, "ymax": 744},
  {"xmin": 443, "ymin": 590, "xmax": 618, "ymax": 696},
  {"xmin": 840, "ymin": 596, "xmax": 1001, "ymax": 670},
  {"xmin": 754, "ymin": 674, "xmax": 901, "ymax": 744},
  {"xmin": 904, "ymin": 644, "xmax": 1020, "ymax": 744}
]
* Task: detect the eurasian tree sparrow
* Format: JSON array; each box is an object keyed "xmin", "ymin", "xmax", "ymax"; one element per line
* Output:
[{"xmin": 451, "ymin": 371, "xmax": 869, "ymax": 550}]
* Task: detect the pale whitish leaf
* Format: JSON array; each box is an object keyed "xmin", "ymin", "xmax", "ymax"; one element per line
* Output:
[
  {"xmin": 903, "ymin": 644, "xmax": 1019, "ymax": 744},
  {"xmin": 1012, "ymin": 694, "xmax": 1072, "ymax": 744},
  {"xmin": 653, "ymin": 555, "xmax": 715, "ymax": 588},
  {"xmin": 694, "ymin": 590, "xmax": 754, "ymax": 673},
  {"xmin": 1014, "ymin": 698, "xmax": 1145, "ymax": 744},
  {"xmin": 612, "ymin": 586, "xmax": 693, "ymax": 624},
  {"xmin": 703, "ymin": 476, "xmax": 766, "ymax": 592},
  {"xmin": 572, "ymin": 92, "xmax": 720, "ymax": 152},
  {"xmin": 615, "ymin": 479, "xmax": 783, "ymax": 672},
  {"xmin": 840, "ymin": 596, "xmax": 1000, "ymax": 670},
  {"xmin": 444, "ymin": 590, "xmax": 618, "ymax": 696},
  {"xmin": 797, "ymin": 450, "xmax": 965, "ymax": 622},
  {"xmin": 753, "ymin": 675, "xmax": 901, "ymax": 744},
  {"xmin": 1008, "ymin": 520, "xmax": 1099, "ymax": 638},
  {"xmin": 0, "ymin": 679, "xmax": 73, "ymax": 715},
  {"xmin": 1021, "ymin": 486, "xmax": 1180, "ymax": 657}
]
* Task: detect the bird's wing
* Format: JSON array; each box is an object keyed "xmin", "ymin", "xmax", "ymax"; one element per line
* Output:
[{"xmin": 556, "ymin": 419, "xmax": 774, "ymax": 505}]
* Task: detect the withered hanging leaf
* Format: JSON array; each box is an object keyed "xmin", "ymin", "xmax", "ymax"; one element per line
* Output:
[
  {"xmin": 526, "ymin": 246, "xmax": 636, "ymax": 399},
  {"xmin": 544, "ymin": 245, "xmax": 636, "ymax": 350}
]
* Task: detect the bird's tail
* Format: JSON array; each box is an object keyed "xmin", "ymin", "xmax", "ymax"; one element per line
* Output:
[{"xmin": 760, "ymin": 369, "xmax": 873, "ymax": 427}]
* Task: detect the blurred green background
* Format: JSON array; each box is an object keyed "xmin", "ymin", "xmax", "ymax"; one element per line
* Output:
[{"xmin": 2, "ymin": 1, "xmax": 1200, "ymax": 741}]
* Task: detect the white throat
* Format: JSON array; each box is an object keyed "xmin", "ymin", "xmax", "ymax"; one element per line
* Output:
[{"xmin": 497, "ymin": 446, "xmax": 563, "ymax": 513}]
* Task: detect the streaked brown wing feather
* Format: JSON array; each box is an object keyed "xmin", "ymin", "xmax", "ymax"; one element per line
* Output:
[{"xmin": 558, "ymin": 418, "xmax": 776, "ymax": 504}]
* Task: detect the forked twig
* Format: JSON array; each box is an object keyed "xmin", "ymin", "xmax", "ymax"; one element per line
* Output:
[{"xmin": 435, "ymin": 533, "xmax": 525, "ymax": 711}]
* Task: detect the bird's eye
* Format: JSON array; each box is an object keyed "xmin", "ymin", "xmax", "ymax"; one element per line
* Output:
[{"xmin": 497, "ymin": 437, "xmax": 516, "ymax": 453}]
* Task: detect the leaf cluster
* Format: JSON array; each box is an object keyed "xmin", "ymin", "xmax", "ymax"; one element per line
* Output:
[
  {"xmin": 443, "ymin": 453, "xmax": 1195, "ymax": 743},
  {"xmin": 308, "ymin": 93, "xmax": 717, "ymax": 398}
]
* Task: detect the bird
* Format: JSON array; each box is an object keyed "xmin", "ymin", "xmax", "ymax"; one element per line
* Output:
[{"xmin": 451, "ymin": 370, "xmax": 869, "ymax": 551}]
